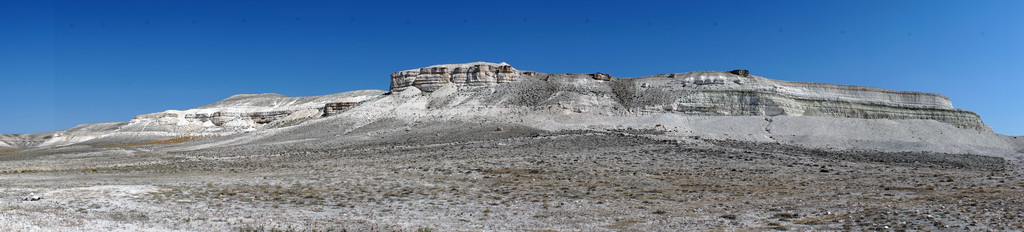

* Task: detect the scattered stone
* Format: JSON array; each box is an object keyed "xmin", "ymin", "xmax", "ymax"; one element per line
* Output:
[
  {"xmin": 729, "ymin": 69, "xmax": 750, "ymax": 77},
  {"xmin": 24, "ymin": 195, "xmax": 41, "ymax": 201},
  {"xmin": 591, "ymin": 72, "xmax": 612, "ymax": 81}
]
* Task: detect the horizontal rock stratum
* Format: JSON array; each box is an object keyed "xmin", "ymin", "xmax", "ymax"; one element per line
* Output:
[
  {"xmin": 390, "ymin": 62, "xmax": 536, "ymax": 92},
  {"xmin": 1, "ymin": 62, "xmax": 1020, "ymax": 159},
  {"xmin": 389, "ymin": 62, "xmax": 986, "ymax": 130}
]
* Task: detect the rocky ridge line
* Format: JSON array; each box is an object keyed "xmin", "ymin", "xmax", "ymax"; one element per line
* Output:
[
  {"xmin": 390, "ymin": 62, "xmax": 538, "ymax": 92},
  {"xmin": 0, "ymin": 62, "xmax": 1000, "ymax": 151},
  {"xmin": 389, "ymin": 63, "xmax": 986, "ymax": 131}
]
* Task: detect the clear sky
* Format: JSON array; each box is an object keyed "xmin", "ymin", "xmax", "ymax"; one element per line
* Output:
[{"xmin": 2, "ymin": 0, "xmax": 1022, "ymax": 135}]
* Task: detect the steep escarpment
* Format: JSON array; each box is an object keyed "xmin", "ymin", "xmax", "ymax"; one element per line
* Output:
[
  {"xmin": 390, "ymin": 62, "xmax": 537, "ymax": 92},
  {"xmin": 390, "ymin": 63, "xmax": 987, "ymax": 131},
  {"xmin": 611, "ymin": 72, "xmax": 986, "ymax": 130}
]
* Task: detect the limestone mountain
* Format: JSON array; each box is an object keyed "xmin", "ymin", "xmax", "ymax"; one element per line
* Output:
[
  {"xmin": 387, "ymin": 62, "xmax": 985, "ymax": 130},
  {"xmin": 1, "ymin": 62, "xmax": 1020, "ymax": 159}
]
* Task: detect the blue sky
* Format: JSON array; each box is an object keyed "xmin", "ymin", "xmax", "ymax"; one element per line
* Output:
[{"xmin": 2, "ymin": 0, "xmax": 1022, "ymax": 135}]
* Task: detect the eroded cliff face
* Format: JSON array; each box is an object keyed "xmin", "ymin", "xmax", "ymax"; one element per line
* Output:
[
  {"xmin": 390, "ymin": 63, "xmax": 988, "ymax": 131},
  {"xmin": 1, "ymin": 62, "xmax": 996, "ymax": 150},
  {"xmin": 613, "ymin": 71, "xmax": 987, "ymax": 130},
  {"xmin": 125, "ymin": 90, "xmax": 385, "ymax": 134},
  {"xmin": 390, "ymin": 62, "xmax": 536, "ymax": 92}
]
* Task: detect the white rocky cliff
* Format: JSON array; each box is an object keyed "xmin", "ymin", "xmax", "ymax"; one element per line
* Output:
[
  {"xmin": 0, "ymin": 90, "xmax": 383, "ymax": 148},
  {"xmin": 388, "ymin": 63, "xmax": 986, "ymax": 131},
  {"xmin": 124, "ymin": 90, "xmax": 384, "ymax": 134},
  {"xmin": 390, "ymin": 62, "xmax": 537, "ymax": 92},
  {"xmin": 1, "ymin": 62, "xmax": 1019, "ymax": 159}
]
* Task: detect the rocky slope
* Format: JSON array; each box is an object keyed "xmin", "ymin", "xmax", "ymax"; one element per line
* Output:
[
  {"xmin": 389, "ymin": 63, "xmax": 985, "ymax": 130},
  {"xmin": 2, "ymin": 62, "xmax": 1023, "ymax": 231},
  {"xmin": 0, "ymin": 122, "xmax": 127, "ymax": 149},
  {"xmin": 124, "ymin": 90, "xmax": 384, "ymax": 135},
  {"xmin": 0, "ymin": 90, "xmax": 384, "ymax": 149},
  {"xmin": 390, "ymin": 62, "xmax": 537, "ymax": 92},
  {"xmin": 1, "ymin": 62, "xmax": 1018, "ymax": 158}
]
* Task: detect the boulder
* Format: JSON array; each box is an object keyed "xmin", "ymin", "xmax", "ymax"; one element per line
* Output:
[
  {"xmin": 730, "ymin": 69, "xmax": 750, "ymax": 77},
  {"xmin": 23, "ymin": 195, "xmax": 41, "ymax": 201},
  {"xmin": 592, "ymin": 72, "xmax": 612, "ymax": 81}
]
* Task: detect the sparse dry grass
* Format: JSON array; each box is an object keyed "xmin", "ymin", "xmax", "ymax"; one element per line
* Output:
[
  {"xmin": 0, "ymin": 130, "xmax": 1018, "ymax": 231},
  {"xmin": 792, "ymin": 214, "xmax": 839, "ymax": 225},
  {"xmin": 485, "ymin": 168, "xmax": 544, "ymax": 175},
  {"xmin": 102, "ymin": 136, "xmax": 199, "ymax": 148},
  {"xmin": 0, "ymin": 169, "xmax": 36, "ymax": 174},
  {"xmin": 602, "ymin": 218, "xmax": 644, "ymax": 228}
]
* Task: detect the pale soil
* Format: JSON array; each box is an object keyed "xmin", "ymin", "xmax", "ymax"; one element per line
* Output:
[{"xmin": 1, "ymin": 123, "xmax": 1022, "ymax": 231}]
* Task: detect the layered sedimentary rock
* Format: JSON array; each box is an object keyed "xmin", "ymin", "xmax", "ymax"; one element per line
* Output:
[
  {"xmin": 389, "ymin": 62, "xmax": 536, "ymax": 92},
  {"xmin": 323, "ymin": 101, "xmax": 360, "ymax": 116},
  {"xmin": 126, "ymin": 90, "xmax": 384, "ymax": 134},
  {"xmin": 592, "ymin": 73, "xmax": 613, "ymax": 81},
  {"xmin": 0, "ymin": 62, "xmax": 997, "ymax": 151},
  {"xmin": 391, "ymin": 63, "xmax": 988, "ymax": 131},
  {"xmin": 153, "ymin": 111, "xmax": 294, "ymax": 127},
  {"xmin": 612, "ymin": 71, "xmax": 986, "ymax": 130},
  {"xmin": 0, "ymin": 122, "xmax": 129, "ymax": 149},
  {"xmin": 730, "ymin": 69, "xmax": 750, "ymax": 77}
]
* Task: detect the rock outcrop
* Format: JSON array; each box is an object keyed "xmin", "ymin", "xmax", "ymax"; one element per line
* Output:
[
  {"xmin": 389, "ymin": 62, "xmax": 536, "ymax": 92},
  {"xmin": 125, "ymin": 90, "xmax": 384, "ymax": 134},
  {"xmin": 388, "ymin": 63, "xmax": 988, "ymax": 131},
  {"xmin": 323, "ymin": 101, "xmax": 360, "ymax": 116},
  {"xmin": 612, "ymin": 71, "xmax": 986, "ymax": 130},
  {"xmin": 0, "ymin": 62, "xmax": 1003, "ymax": 154},
  {"xmin": 730, "ymin": 69, "xmax": 750, "ymax": 77},
  {"xmin": 592, "ymin": 73, "xmax": 613, "ymax": 81}
]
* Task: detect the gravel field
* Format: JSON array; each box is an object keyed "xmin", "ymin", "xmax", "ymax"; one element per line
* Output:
[{"xmin": 2, "ymin": 121, "xmax": 1021, "ymax": 231}]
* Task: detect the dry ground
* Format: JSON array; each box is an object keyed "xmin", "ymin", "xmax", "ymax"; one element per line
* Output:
[{"xmin": 1, "ymin": 125, "xmax": 1022, "ymax": 231}]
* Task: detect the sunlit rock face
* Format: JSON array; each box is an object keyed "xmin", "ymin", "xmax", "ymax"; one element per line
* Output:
[
  {"xmin": 126, "ymin": 90, "xmax": 384, "ymax": 134},
  {"xmin": 389, "ymin": 62, "xmax": 536, "ymax": 92},
  {"xmin": 323, "ymin": 101, "xmax": 360, "ymax": 116},
  {"xmin": 0, "ymin": 62, "xmax": 994, "ymax": 151},
  {"xmin": 623, "ymin": 71, "xmax": 985, "ymax": 130},
  {"xmin": 390, "ymin": 63, "xmax": 986, "ymax": 130}
]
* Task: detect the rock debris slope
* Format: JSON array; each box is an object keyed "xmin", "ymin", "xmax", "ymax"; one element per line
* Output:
[
  {"xmin": 371, "ymin": 62, "xmax": 1014, "ymax": 158},
  {"xmin": 0, "ymin": 90, "xmax": 384, "ymax": 148},
  {"xmin": 125, "ymin": 90, "xmax": 384, "ymax": 134},
  {"xmin": 1, "ymin": 62, "xmax": 1020, "ymax": 159}
]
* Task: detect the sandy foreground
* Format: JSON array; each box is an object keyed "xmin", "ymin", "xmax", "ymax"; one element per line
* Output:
[{"xmin": 1, "ymin": 123, "xmax": 1022, "ymax": 231}]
